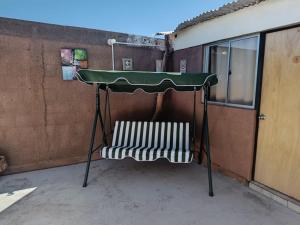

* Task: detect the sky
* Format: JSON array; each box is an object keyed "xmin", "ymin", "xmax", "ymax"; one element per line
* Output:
[{"xmin": 0, "ymin": 0, "xmax": 233, "ymax": 36}]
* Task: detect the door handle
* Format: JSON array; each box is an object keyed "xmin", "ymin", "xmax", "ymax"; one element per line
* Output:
[{"xmin": 258, "ymin": 114, "xmax": 267, "ymax": 120}]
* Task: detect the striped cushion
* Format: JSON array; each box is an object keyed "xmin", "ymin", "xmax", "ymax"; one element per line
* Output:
[{"xmin": 101, "ymin": 121, "xmax": 193, "ymax": 163}]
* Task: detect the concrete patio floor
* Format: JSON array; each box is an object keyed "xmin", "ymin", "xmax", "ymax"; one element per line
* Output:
[{"xmin": 0, "ymin": 159, "xmax": 299, "ymax": 225}]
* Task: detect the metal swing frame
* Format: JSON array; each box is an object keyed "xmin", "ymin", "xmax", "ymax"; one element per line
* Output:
[{"xmin": 82, "ymin": 84, "xmax": 214, "ymax": 197}]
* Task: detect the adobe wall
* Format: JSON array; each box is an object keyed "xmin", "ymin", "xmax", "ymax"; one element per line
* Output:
[
  {"xmin": 0, "ymin": 17, "xmax": 256, "ymax": 181},
  {"xmin": 0, "ymin": 18, "xmax": 163, "ymax": 173}
]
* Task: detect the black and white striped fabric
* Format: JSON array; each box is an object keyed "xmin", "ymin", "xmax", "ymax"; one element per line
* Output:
[{"xmin": 101, "ymin": 121, "xmax": 193, "ymax": 163}]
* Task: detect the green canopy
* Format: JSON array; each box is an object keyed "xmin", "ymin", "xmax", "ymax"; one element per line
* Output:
[{"xmin": 76, "ymin": 70, "xmax": 218, "ymax": 93}]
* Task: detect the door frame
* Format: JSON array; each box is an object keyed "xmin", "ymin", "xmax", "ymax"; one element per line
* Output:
[{"xmin": 251, "ymin": 32, "xmax": 266, "ymax": 180}]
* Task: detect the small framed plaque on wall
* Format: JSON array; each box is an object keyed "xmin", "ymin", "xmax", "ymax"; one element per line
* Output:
[
  {"xmin": 122, "ymin": 58, "xmax": 133, "ymax": 71},
  {"xmin": 180, "ymin": 59, "xmax": 187, "ymax": 73}
]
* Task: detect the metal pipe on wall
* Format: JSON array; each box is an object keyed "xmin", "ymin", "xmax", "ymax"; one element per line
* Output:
[
  {"xmin": 111, "ymin": 44, "xmax": 115, "ymax": 70},
  {"xmin": 107, "ymin": 36, "xmax": 169, "ymax": 122},
  {"xmin": 151, "ymin": 34, "xmax": 172, "ymax": 121}
]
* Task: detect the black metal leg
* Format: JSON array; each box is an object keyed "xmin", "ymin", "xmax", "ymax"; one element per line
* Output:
[
  {"xmin": 83, "ymin": 85, "xmax": 109, "ymax": 188},
  {"xmin": 99, "ymin": 90, "xmax": 108, "ymax": 146},
  {"xmin": 83, "ymin": 85, "xmax": 102, "ymax": 188},
  {"xmin": 83, "ymin": 108, "xmax": 98, "ymax": 187},
  {"xmin": 203, "ymin": 86, "xmax": 214, "ymax": 197},
  {"xmin": 192, "ymin": 87, "xmax": 197, "ymax": 159},
  {"xmin": 204, "ymin": 113, "xmax": 214, "ymax": 197},
  {"xmin": 199, "ymin": 111, "xmax": 206, "ymax": 164}
]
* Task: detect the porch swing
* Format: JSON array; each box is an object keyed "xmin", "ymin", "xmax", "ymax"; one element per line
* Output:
[{"xmin": 76, "ymin": 70, "xmax": 218, "ymax": 197}]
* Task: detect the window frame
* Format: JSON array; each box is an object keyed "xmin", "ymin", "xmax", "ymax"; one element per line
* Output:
[{"xmin": 203, "ymin": 34, "xmax": 261, "ymax": 109}]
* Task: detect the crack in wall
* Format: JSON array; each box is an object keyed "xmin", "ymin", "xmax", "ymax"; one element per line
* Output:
[{"xmin": 40, "ymin": 42, "xmax": 50, "ymax": 158}]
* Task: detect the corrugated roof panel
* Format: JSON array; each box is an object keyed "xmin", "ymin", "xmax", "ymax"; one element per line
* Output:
[{"xmin": 175, "ymin": 0, "xmax": 266, "ymax": 32}]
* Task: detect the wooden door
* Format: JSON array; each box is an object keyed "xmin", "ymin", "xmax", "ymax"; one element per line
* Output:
[{"xmin": 255, "ymin": 27, "xmax": 300, "ymax": 201}]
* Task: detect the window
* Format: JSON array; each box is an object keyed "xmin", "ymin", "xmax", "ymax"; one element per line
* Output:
[{"xmin": 204, "ymin": 35, "xmax": 259, "ymax": 108}]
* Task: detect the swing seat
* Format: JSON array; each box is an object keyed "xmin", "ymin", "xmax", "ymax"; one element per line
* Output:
[{"xmin": 101, "ymin": 121, "xmax": 193, "ymax": 163}]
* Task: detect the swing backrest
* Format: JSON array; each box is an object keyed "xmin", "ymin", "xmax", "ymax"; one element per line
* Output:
[{"xmin": 111, "ymin": 121, "xmax": 190, "ymax": 151}]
